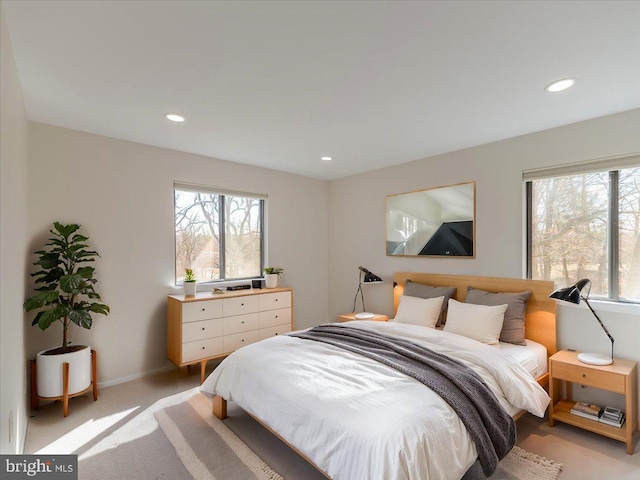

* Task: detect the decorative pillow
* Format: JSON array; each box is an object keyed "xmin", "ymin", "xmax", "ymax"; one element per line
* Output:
[
  {"xmin": 403, "ymin": 280, "xmax": 456, "ymax": 326},
  {"xmin": 392, "ymin": 295, "xmax": 444, "ymax": 328},
  {"xmin": 443, "ymin": 299, "xmax": 507, "ymax": 344},
  {"xmin": 465, "ymin": 287, "xmax": 532, "ymax": 346}
]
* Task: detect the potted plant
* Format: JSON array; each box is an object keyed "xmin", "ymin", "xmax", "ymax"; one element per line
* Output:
[
  {"xmin": 184, "ymin": 268, "xmax": 197, "ymax": 295},
  {"xmin": 23, "ymin": 222, "xmax": 110, "ymax": 398},
  {"xmin": 263, "ymin": 267, "xmax": 283, "ymax": 289}
]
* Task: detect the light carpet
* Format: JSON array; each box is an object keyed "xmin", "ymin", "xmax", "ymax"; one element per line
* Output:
[{"xmin": 156, "ymin": 393, "xmax": 562, "ymax": 480}]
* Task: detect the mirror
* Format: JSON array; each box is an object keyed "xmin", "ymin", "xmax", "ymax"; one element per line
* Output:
[{"xmin": 386, "ymin": 182, "xmax": 475, "ymax": 257}]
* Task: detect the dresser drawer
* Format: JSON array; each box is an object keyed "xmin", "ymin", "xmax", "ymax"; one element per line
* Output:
[
  {"xmin": 223, "ymin": 296, "xmax": 260, "ymax": 317},
  {"xmin": 223, "ymin": 313, "xmax": 259, "ymax": 335},
  {"xmin": 552, "ymin": 361, "xmax": 626, "ymax": 393},
  {"xmin": 259, "ymin": 324, "xmax": 292, "ymax": 340},
  {"xmin": 259, "ymin": 308, "xmax": 291, "ymax": 329},
  {"xmin": 182, "ymin": 318, "xmax": 223, "ymax": 343},
  {"xmin": 259, "ymin": 291, "xmax": 291, "ymax": 311},
  {"xmin": 182, "ymin": 337, "xmax": 224, "ymax": 363},
  {"xmin": 182, "ymin": 301, "xmax": 223, "ymax": 323},
  {"xmin": 223, "ymin": 330, "xmax": 260, "ymax": 352}
]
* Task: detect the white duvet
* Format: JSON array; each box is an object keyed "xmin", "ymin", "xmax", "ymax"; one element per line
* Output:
[{"xmin": 201, "ymin": 321, "xmax": 550, "ymax": 480}]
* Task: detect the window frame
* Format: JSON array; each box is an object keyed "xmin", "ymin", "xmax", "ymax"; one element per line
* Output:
[
  {"xmin": 173, "ymin": 183, "xmax": 266, "ymax": 286},
  {"xmin": 525, "ymin": 158, "xmax": 640, "ymax": 304}
]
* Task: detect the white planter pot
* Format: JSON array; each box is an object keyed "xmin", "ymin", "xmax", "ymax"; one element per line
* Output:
[
  {"xmin": 36, "ymin": 345, "xmax": 92, "ymax": 398},
  {"xmin": 184, "ymin": 282, "xmax": 197, "ymax": 296},
  {"xmin": 264, "ymin": 274, "xmax": 278, "ymax": 289}
]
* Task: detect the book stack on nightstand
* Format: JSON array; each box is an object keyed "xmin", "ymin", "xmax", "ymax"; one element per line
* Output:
[
  {"xmin": 570, "ymin": 401, "xmax": 602, "ymax": 421},
  {"xmin": 600, "ymin": 407, "xmax": 626, "ymax": 428}
]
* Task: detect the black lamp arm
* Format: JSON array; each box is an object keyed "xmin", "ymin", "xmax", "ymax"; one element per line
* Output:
[
  {"xmin": 582, "ymin": 296, "xmax": 614, "ymax": 360},
  {"xmin": 352, "ymin": 269, "xmax": 366, "ymax": 312}
]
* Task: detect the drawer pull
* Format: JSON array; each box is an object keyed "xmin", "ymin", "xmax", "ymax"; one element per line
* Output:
[
  {"xmin": 202, "ymin": 346, "xmax": 205, "ymax": 350},
  {"xmin": 241, "ymin": 303, "xmax": 244, "ymax": 306},
  {"xmin": 241, "ymin": 339, "xmax": 245, "ymax": 342},
  {"xmin": 202, "ymin": 308, "xmax": 205, "ymax": 311},
  {"xmin": 275, "ymin": 333, "xmax": 278, "ymax": 336},
  {"xmin": 275, "ymin": 299, "xmax": 278, "ymax": 302},
  {"xmin": 582, "ymin": 373, "xmax": 586, "ymax": 378},
  {"xmin": 202, "ymin": 327, "xmax": 205, "ymax": 331}
]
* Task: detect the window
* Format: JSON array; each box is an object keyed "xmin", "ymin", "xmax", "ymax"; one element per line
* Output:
[
  {"xmin": 174, "ymin": 183, "xmax": 265, "ymax": 284},
  {"xmin": 526, "ymin": 162, "xmax": 640, "ymax": 303}
]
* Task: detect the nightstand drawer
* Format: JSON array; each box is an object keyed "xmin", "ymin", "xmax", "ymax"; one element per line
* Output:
[{"xmin": 552, "ymin": 362, "xmax": 626, "ymax": 393}]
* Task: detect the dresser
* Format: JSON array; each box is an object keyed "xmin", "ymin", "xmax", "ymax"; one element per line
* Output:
[{"xmin": 167, "ymin": 287, "xmax": 293, "ymax": 383}]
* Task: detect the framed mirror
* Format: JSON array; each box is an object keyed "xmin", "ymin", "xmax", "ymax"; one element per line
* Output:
[{"xmin": 386, "ymin": 181, "xmax": 475, "ymax": 257}]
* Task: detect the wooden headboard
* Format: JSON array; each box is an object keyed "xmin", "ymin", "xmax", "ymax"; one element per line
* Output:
[{"xmin": 393, "ymin": 272, "xmax": 557, "ymax": 355}]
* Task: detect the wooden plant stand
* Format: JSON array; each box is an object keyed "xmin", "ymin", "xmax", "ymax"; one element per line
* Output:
[{"xmin": 30, "ymin": 349, "xmax": 98, "ymax": 417}]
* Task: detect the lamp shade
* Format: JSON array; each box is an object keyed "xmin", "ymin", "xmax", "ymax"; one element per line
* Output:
[
  {"xmin": 549, "ymin": 278, "xmax": 590, "ymax": 304},
  {"xmin": 359, "ymin": 266, "xmax": 382, "ymax": 283}
]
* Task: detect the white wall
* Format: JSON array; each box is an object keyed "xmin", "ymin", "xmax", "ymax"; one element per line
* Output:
[
  {"xmin": 27, "ymin": 123, "xmax": 329, "ymax": 386},
  {"xmin": 329, "ymin": 108, "xmax": 640, "ymax": 411},
  {"xmin": 0, "ymin": 3, "xmax": 30, "ymax": 454}
]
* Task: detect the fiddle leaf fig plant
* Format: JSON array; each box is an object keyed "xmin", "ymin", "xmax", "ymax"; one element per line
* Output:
[{"xmin": 23, "ymin": 222, "xmax": 110, "ymax": 353}]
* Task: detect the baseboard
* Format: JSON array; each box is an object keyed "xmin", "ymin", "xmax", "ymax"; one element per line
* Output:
[{"xmin": 97, "ymin": 365, "xmax": 175, "ymax": 389}]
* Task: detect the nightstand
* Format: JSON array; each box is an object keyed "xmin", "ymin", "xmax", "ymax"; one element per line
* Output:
[
  {"xmin": 549, "ymin": 350, "xmax": 638, "ymax": 454},
  {"xmin": 337, "ymin": 312, "xmax": 389, "ymax": 322}
]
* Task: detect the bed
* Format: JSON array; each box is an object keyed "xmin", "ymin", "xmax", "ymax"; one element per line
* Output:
[{"xmin": 201, "ymin": 273, "xmax": 557, "ymax": 480}]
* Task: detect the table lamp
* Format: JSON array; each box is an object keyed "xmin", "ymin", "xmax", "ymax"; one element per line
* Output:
[
  {"xmin": 549, "ymin": 278, "xmax": 614, "ymax": 365},
  {"xmin": 352, "ymin": 266, "xmax": 382, "ymax": 319}
]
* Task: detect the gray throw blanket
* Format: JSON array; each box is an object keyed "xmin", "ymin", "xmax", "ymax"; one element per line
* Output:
[{"xmin": 291, "ymin": 325, "xmax": 515, "ymax": 476}]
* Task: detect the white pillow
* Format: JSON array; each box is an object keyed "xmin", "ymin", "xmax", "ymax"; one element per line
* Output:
[
  {"xmin": 392, "ymin": 295, "xmax": 444, "ymax": 328},
  {"xmin": 443, "ymin": 299, "xmax": 508, "ymax": 344}
]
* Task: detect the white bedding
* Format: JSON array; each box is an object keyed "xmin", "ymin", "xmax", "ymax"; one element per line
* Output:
[
  {"xmin": 201, "ymin": 321, "xmax": 550, "ymax": 480},
  {"xmin": 496, "ymin": 339, "xmax": 548, "ymax": 379}
]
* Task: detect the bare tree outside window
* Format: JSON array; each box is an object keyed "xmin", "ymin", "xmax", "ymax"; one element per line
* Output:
[
  {"xmin": 174, "ymin": 188, "xmax": 263, "ymax": 284},
  {"xmin": 619, "ymin": 168, "xmax": 640, "ymax": 300},
  {"xmin": 529, "ymin": 167, "xmax": 640, "ymax": 302}
]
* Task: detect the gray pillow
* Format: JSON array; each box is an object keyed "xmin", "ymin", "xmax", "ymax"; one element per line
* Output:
[
  {"xmin": 465, "ymin": 287, "xmax": 531, "ymax": 346},
  {"xmin": 404, "ymin": 280, "xmax": 456, "ymax": 327}
]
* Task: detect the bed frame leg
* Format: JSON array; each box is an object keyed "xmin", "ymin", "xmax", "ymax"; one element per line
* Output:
[{"xmin": 212, "ymin": 395, "xmax": 227, "ymax": 420}]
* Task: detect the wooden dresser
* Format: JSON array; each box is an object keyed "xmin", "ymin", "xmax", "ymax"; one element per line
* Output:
[{"xmin": 167, "ymin": 287, "xmax": 293, "ymax": 382}]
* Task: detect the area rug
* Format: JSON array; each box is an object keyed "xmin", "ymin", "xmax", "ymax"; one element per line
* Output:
[
  {"xmin": 490, "ymin": 446, "xmax": 562, "ymax": 480},
  {"xmin": 154, "ymin": 394, "xmax": 283, "ymax": 480}
]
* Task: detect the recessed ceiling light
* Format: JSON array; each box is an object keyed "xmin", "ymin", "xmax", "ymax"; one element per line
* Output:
[
  {"xmin": 321, "ymin": 156, "xmax": 333, "ymax": 161},
  {"xmin": 545, "ymin": 78, "xmax": 576, "ymax": 93},
  {"xmin": 165, "ymin": 113, "xmax": 185, "ymax": 122}
]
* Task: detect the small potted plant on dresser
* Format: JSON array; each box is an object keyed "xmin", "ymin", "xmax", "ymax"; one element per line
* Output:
[
  {"xmin": 184, "ymin": 268, "xmax": 197, "ymax": 296},
  {"xmin": 263, "ymin": 267, "xmax": 283, "ymax": 289},
  {"xmin": 23, "ymin": 222, "xmax": 110, "ymax": 416}
]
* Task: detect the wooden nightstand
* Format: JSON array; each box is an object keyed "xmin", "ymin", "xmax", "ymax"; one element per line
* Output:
[
  {"xmin": 337, "ymin": 312, "xmax": 389, "ymax": 322},
  {"xmin": 549, "ymin": 350, "xmax": 638, "ymax": 454}
]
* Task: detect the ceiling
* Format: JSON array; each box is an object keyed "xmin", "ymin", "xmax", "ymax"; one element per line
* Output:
[{"xmin": 4, "ymin": 1, "xmax": 640, "ymax": 180}]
